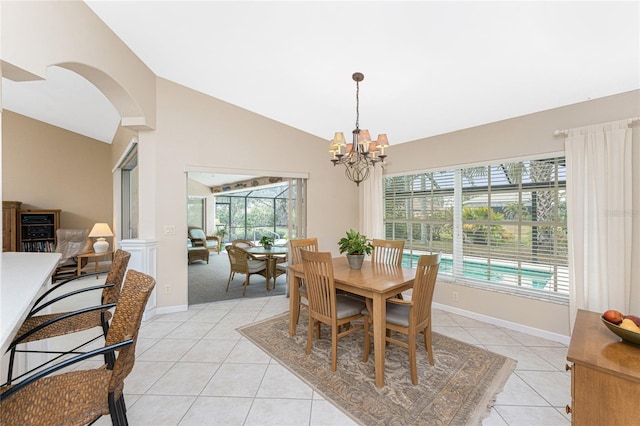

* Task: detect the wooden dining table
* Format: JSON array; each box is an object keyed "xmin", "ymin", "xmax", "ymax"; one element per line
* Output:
[{"xmin": 288, "ymin": 256, "xmax": 416, "ymax": 388}]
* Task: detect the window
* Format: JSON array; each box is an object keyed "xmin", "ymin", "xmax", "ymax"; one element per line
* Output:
[
  {"xmin": 384, "ymin": 157, "xmax": 568, "ymax": 302},
  {"xmin": 120, "ymin": 145, "xmax": 138, "ymax": 239},
  {"xmin": 187, "ymin": 197, "xmax": 206, "ymax": 229},
  {"xmin": 214, "ymin": 179, "xmax": 305, "ymax": 243}
]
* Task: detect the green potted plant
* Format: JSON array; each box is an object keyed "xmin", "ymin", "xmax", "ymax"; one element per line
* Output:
[
  {"xmin": 338, "ymin": 229, "xmax": 373, "ymax": 270},
  {"xmin": 259, "ymin": 235, "xmax": 275, "ymax": 250}
]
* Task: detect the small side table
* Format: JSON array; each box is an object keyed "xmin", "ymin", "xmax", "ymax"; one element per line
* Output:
[{"xmin": 77, "ymin": 251, "xmax": 114, "ymax": 278}]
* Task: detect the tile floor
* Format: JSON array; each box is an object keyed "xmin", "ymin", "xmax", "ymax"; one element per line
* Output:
[{"xmin": 27, "ymin": 275, "xmax": 573, "ymax": 426}]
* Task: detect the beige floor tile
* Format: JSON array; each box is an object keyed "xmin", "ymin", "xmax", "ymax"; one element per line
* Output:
[
  {"xmin": 127, "ymin": 395, "xmax": 196, "ymax": 426},
  {"xmin": 136, "ymin": 338, "xmax": 199, "ymax": 362},
  {"xmin": 493, "ymin": 405, "xmax": 570, "ymax": 425},
  {"xmin": 244, "ymin": 398, "xmax": 312, "ymax": 426},
  {"xmin": 180, "ymin": 339, "xmax": 238, "ymax": 362},
  {"xmin": 147, "ymin": 362, "xmax": 221, "ymax": 395},
  {"xmin": 201, "ymin": 363, "xmax": 268, "ymax": 397},
  {"xmin": 310, "ymin": 399, "xmax": 359, "ymax": 426},
  {"xmin": 179, "ymin": 396, "xmax": 254, "ymax": 426},
  {"xmin": 256, "ymin": 363, "xmax": 313, "ymax": 399}
]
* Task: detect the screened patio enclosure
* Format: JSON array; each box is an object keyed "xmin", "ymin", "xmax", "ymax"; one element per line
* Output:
[{"xmin": 213, "ymin": 180, "xmax": 302, "ymax": 246}]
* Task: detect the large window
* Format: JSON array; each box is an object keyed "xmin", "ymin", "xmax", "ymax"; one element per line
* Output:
[
  {"xmin": 384, "ymin": 157, "xmax": 568, "ymax": 302},
  {"xmin": 215, "ymin": 179, "xmax": 304, "ymax": 243}
]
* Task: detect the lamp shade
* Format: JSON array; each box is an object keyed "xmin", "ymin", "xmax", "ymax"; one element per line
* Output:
[{"xmin": 89, "ymin": 223, "xmax": 113, "ymax": 253}]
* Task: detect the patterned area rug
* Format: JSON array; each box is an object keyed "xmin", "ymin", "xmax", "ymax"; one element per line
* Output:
[{"xmin": 238, "ymin": 309, "xmax": 516, "ymax": 425}]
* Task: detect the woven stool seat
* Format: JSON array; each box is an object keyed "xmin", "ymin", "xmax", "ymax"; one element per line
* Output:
[
  {"xmin": 17, "ymin": 310, "xmax": 113, "ymax": 344},
  {"xmin": 1, "ymin": 369, "xmax": 111, "ymax": 425}
]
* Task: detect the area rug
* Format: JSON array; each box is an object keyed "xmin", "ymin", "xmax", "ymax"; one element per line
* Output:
[{"xmin": 238, "ymin": 309, "xmax": 516, "ymax": 425}]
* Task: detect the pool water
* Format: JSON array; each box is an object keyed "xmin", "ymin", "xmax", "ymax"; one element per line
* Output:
[{"xmin": 401, "ymin": 255, "xmax": 552, "ymax": 289}]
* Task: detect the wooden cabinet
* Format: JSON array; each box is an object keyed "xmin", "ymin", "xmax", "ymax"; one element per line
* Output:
[
  {"xmin": 566, "ymin": 309, "xmax": 640, "ymax": 425},
  {"xmin": 2, "ymin": 201, "xmax": 22, "ymax": 252},
  {"xmin": 17, "ymin": 209, "xmax": 60, "ymax": 252}
]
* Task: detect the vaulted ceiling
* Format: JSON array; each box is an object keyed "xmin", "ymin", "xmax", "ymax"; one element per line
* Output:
[{"xmin": 3, "ymin": 1, "xmax": 639, "ymax": 146}]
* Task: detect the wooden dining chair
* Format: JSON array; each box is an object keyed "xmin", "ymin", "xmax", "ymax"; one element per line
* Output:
[
  {"xmin": 362, "ymin": 252, "xmax": 441, "ymax": 385},
  {"xmin": 0, "ymin": 269, "xmax": 156, "ymax": 426},
  {"xmin": 300, "ymin": 250, "xmax": 366, "ymax": 371},
  {"xmin": 289, "ymin": 237, "xmax": 318, "ymax": 325}
]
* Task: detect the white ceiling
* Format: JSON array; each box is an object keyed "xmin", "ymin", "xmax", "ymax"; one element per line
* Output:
[{"xmin": 2, "ymin": 1, "xmax": 639, "ymax": 146}]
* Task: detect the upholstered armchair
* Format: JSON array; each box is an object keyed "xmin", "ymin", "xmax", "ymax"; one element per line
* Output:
[{"xmin": 188, "ymin": 227, "xmax": 221, "ymax": 254}]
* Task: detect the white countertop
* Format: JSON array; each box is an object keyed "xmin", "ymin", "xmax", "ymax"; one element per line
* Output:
[{"xmin": 0, "ymin": 252, "xmax": 61, "ymax": 354}]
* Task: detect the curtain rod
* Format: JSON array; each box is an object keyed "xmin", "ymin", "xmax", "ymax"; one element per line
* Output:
[{"xmin": 553, "ymin": 116, "xmax": 640, "ymax": 136}]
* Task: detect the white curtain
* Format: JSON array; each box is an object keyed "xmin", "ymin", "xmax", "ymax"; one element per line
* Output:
[
  {"xmin": 565, "ymin": 119, "xmax": 637, "ymax": 330},
  {"xmin": 361, "ymin": 166, "xmax": 384, "ymax": 240}
]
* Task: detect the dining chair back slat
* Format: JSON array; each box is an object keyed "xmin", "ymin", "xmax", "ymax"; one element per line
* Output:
[
  {"xmin": 371, "ymin": 239, "xmax": 404, "ymax": 267},
  {"xmin": 289, "ymin": 238, "xmax": 319, "ymax": 266}
]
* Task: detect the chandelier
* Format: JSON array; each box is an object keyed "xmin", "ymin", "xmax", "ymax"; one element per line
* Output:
[{"xmin": 329, "ymin": 72, "xmax": 389, "ymax": 186}]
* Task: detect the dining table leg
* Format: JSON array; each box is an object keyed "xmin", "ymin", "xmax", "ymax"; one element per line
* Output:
[
  {"xmin": 289, "ymin": 272, "xmax": 300, "ymax": 336},
  {"xmin": 372, "ymin": 293, "xmax": 386, "ymax": 388}
]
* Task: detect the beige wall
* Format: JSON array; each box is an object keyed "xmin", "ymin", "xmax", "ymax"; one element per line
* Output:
[
  {"xmin": 2, "ymin": 111, "xmax": 113, "ymax": 230},
  {"xmin": 387, "ymin": 89, "xmax": 640, "ymax": 338},
  {"xmin": 142, "ymin": 78, "xmax": 358, "ymax": 308}
]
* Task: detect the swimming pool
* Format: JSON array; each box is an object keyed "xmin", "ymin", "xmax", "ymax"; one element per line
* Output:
[{"xmin": 401, "ymin": 254, "xmax": 552, "ymax": 289}]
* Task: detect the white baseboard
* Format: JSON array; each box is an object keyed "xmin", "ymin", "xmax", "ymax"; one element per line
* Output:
[
  {"xmin": 433, "ymin": 302, "xmax": 571, "ymax": 346},
  {"xmin": 152, "ymin": 304, "xmax": 189, "ymax": 317}
]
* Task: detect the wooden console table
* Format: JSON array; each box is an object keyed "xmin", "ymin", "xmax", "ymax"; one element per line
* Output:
[{"xmin": 566, "ymin": 309, "xmax": 640, "ymax": 425}]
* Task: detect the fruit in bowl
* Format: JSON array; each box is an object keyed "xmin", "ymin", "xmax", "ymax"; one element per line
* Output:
[
  {"xmin": 624, "ymin": 314, "xmax": 640, "ymax": 327},
  {"xmin": 619, "ymin": 318, "xmax": 640, "ymax": 333},
  {"xmin": 603, "ymin": 309, "xmax": 624, "ymax": 324},
  {"xmin": 601, "ymin": 309, "xmax": 640, "ymax": 346}
]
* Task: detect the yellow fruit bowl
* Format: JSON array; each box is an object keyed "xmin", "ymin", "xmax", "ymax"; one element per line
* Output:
[{"xmin": 601, "ymin": 316, "xmax": 640, "ymax": 346}]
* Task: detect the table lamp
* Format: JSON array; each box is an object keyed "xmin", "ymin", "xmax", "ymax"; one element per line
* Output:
[{"xmin": 89, "ymin": 223, "xmax": 113, "ymax": 253}]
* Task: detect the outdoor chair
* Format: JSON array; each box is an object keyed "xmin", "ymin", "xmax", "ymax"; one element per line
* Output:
[
  {"xmin": 0, "ymin": 269, "xmax": 156, "ymax": 426},
  {"xmin": 225, "ymin": 245, "xmax": 268, "ymax": 296},
  {"xmin": 6, "ymin": 249, "xmax": 131, "ymax": 384},
  {"xmin": 188, "ymin": 227, "xmax": 221, "ymax": 254},
  {"xmin": 300, "ymin": 250, "xmax": 365, "ymax": 371},
  {"xmin": 362, "ymin": 252, "xmax": 441, "ymax": 385}
]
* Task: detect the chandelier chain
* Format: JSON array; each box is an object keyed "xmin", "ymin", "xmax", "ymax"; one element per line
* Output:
[{"xmin": 355, "ymin": 80, "xmax": 360, "ymax": 130}]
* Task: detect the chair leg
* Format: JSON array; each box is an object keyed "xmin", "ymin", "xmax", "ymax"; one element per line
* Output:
[
  {"xmin": 331, "ymin": 324, "xmax": 338, "ymax": 372},
  {"xmin": 117, "ymin": 394, "xmax": 129, "ymax": 426},
  {"xmin": 408, "ymin": 332, "xmax": 418, "ymax": 385},
  {"xmin": 225, "ymin": 272, "xmax": 233, "ymax": 292},
  {"xmin": 424, "ymin": 325, "xmax": 435, "ymax": 366},
  {"xmin": 242, "ymin": 275, "xmax": 249, "ymax": 296},
  {"xmin": 362, "ymin": 316, "xmax": 370, "ymax": 363},
  {"xmin": 306, "ymin": 318, "xmax": 314, "ymax": 355},
  {"xmin": 108, "ymin": 392, "xmax": 122, "ymax": 426}
]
